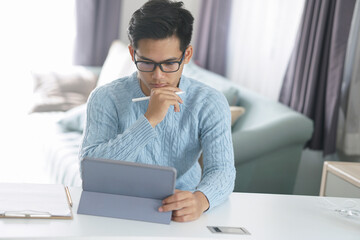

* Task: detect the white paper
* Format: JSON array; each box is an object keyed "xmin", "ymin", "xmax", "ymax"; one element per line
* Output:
[{"xmin": 0, "ymin": 183, "xmax": 71, "ymax": 217}]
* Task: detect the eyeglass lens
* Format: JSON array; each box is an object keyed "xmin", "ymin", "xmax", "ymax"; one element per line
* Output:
[{"xmin": 136, "ymin": 62, "xmax": 180, "ymax": 72}]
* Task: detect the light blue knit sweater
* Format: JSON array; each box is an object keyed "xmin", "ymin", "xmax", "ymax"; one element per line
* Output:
[{"xmin": 79, "ymin": 72, "xmax": 236, "ymax": 210}]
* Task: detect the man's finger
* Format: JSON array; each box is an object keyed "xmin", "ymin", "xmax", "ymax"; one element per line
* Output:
[
  {"xmin": 159, "ymin": 198, "xmax": 192, "ymax": 212},
  {"xmin": 151, "ymin": 86, "xmax": 182, "ymax": 95},
  {"xmin": 156, "ymin": 86, "xmax": 182, "ymax": 92},
  {"xmin": 162, "ymin": 191, "xmax": 192, "ymax": 204},
  {"xmin": 172, "ymin": 206, "xmax": 194, "ymax": 217},
  {"xmin": 176, "ymin": 95, "xmax": 183, "ymax": 104},
  {"xmin": 150, "ymin": 91, "xmax": 183, "ymax": 105},
  {"xmin": 172, "ymin": 214, "xmax": 195, "ymax": 222},
  {"xmin": 174, "ymin": 102, "xmax": 180, "ymax": 112}
]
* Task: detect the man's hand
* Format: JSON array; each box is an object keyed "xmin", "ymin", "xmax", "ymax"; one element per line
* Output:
[
  {"xmin": 144, "ymin": 87, "xmax": 183, "ymax": 128},
  {"xmin": 158, "ymin": 190, "xmax": 210, "ymax": 222}
]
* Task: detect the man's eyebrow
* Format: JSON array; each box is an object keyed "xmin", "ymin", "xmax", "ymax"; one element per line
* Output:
[{"xmin": 137, "ymin": 54, "xmax": 179, "ymax": 62}]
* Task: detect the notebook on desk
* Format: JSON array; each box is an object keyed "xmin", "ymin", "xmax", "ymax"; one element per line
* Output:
[
  {"xmin": 77, "ymin": 157, "xmax": 177, "ymax": 224},
  {"xmin": 0, "ymin": 183, "xmax": 73, "ymax": 219}
]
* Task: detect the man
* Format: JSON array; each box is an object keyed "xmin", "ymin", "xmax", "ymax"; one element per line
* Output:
[{"xmin": 79, "ymin": 0, "xmax": 235, "ymax": 222}]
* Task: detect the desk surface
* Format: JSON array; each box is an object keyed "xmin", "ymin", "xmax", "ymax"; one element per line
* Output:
[{"xmin": 1, "ymin": 187, "xmax": 359, "ymax": 240}]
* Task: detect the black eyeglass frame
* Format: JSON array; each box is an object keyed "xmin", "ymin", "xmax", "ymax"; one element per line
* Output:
[{"xmin": 133, "ymin": 50, "xmax": 186, "ymax": 73}]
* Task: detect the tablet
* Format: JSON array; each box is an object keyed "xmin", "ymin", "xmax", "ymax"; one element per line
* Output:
[
  {"xmin": 81, "ymin": 157, "xmax": 177, "ymax": 199},
  {"xmin": 78, "ymin": 157, "xmax": 177, "ymax": 224}
]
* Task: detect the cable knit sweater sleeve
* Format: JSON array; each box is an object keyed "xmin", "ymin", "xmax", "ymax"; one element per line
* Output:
[
  {"xmin": 79, "ymin": 82, "xmax": 157, "ymax": 162},
  {"xmin": 194, "ymin": 90, "xmax": 236, "ymax": 210}
]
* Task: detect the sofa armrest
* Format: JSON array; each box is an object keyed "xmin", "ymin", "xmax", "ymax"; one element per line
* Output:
[{"xmin": 232, "ymin": 111, "xmax": 313, "ymax": 164}]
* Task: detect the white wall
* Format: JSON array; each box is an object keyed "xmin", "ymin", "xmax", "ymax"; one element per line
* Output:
[
  {"xmin": 119, "ymin": 0, "xmax": 144, "ymax": 44},
  {"xmin": 119, "ymin": 0, "xmax": 201, "ymax": 46}
]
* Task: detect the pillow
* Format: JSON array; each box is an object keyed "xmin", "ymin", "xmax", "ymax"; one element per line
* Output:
[
  {"xmin": 230, "ymin": 106, "xmax": 245, "ymax": 126},
  {"xmin": 57, "ymin": 104, "xmax": 87, "ymax": 132},
  {"xmin": 97, "ymin": 40, "xmax": 137, "ymax": 87},
  {"xmin": 30, "ymin": 66, "xmax": 98, "ymax": 113}
]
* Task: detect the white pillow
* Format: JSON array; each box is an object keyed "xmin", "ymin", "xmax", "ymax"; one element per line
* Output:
[{"xmin": 97, "ymin": 41, "xmax": 137, "ymax": 87}]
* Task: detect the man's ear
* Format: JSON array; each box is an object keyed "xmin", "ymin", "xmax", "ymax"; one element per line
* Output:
[
  {"xmin": 184, "ymin": 45, "xmax": 193, "ymax": 64},
  {"xmin": 128, "ymin": 45, "xmax": 135, "ymax": 62}
]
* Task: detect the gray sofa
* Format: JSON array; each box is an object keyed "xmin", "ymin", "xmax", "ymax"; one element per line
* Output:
[{"xmin": 31, "ymin": 40, "xmax": 313, "ymax": 194}]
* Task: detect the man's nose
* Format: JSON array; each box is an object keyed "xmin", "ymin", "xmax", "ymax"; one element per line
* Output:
[{"xmin": 152, "ymin": 64, "xmax": 164, "ymax": 79}]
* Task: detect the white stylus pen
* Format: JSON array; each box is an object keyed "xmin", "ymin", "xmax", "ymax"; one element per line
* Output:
[{"xmin": 132, "ymin": 91, "xmax": 185, "ymax": 102}]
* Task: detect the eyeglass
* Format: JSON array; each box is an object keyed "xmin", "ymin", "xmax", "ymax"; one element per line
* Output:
[{"xmin": 134, "ymin": 50, "xmax": 186, "ymax": 73}]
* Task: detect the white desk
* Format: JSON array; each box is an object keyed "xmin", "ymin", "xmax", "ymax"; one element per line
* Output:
[{"xmin": 1, "ymin": 187, "xmax": 359, "ymax": 240}]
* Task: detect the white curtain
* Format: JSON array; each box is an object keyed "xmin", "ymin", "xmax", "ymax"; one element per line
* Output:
[
  {"xmin": 0, "ymin": 0, "xmax": 76, "ymax": 114},
  {"xmin": 337, "ymin": 0, "xmax": 360, "ymax": 156},
  {"xmin": 0, "ymin": 1, "xmax": 76, "ymax": 183},
  {"xmin": 226, "ymin": 0, "xmax": 305, "ymax": 100},
  {"xmin": 0, "ymin": 0, "xmax": 76, "ymax": 68}
]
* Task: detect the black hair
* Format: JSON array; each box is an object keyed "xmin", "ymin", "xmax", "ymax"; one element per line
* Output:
[{"xmin": 127, "ymin": 0, "xmax": 194, "ymax": 52}]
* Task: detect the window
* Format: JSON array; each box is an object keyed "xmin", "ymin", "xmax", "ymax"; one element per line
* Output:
[
  {"xmin": 0, "ymin": 0, "xmax": 76, "ymax": 112},
  {"xmin": 226, "ymin": 0, "xmax": 305, "ymax": 100}
]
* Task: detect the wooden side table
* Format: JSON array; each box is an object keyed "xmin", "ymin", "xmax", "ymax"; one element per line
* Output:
[{"xmin": 320, "ymin": 161, "xmax": 360, "ymax": 198}]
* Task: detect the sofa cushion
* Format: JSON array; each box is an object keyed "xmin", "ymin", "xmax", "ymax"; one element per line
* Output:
[
  {"xmin": 222, "ymin": 87, "xmax": 240, "ymax": 106},
  {"xmin": 30, "ymin": 66, "xmax": 98, "ymax": 113},
  {"xmin": 97, "ymin": 40, "xmax": 137, "ymax": 87},
  {"xmin": 57, "ymin": 104, "xmax": 87, "ymax": 132}
]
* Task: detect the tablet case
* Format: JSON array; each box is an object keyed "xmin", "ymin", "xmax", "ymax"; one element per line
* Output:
[{"xmin": 77, "ymin": 157, "xmax": 176, "ymax": 224}]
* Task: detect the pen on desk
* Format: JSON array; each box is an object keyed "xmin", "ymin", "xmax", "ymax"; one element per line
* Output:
[
  {"xmin": 132, "ymin": 91, "xmax": 185, "ymax": 102},
  {"xmin": 65, "ymin": 186, "xmax": 73, "ymax": 207}
]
